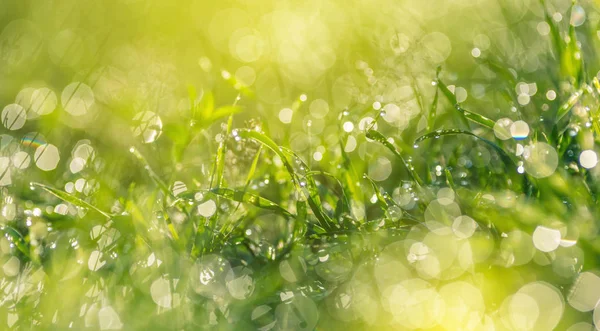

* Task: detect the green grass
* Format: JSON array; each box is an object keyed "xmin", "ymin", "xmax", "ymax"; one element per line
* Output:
[{"xmin": 2, "ymin": 0, "xmax": 600, "ymax": 330}]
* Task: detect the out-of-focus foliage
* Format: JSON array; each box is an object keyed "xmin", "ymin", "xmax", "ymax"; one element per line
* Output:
[{"xmin": 3, "ymin": 0, "xmax": 600, "ymax": 330}]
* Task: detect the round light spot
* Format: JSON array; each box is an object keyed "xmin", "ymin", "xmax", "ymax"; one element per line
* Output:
[
  {"xmin": 517, "ymin": 94, "xmax": 530, "ymax": 105},
  {"xmin": 151, "ymin": 277, "xmax": 174, "ymax": 308},
  {"xmin": 368, "ymin": 157, "xmax": 392, "ymax": 181},
  {"xmin": 2, "ymin": 104, "xmax": 26, "ymax": 130},
  {"xmin": 198, "ymin": 200, "xmax": 217, "ymax": 217},
  {"xmin": 510, "ymin": 120, "xmax": 530, "ymax": 140},
  {"xmin": 226, "ymin": 266, "xmax": 255, "ymax": 300},
  {"xmin": 455, "ymin": 87, "xmax": 467, "ymax": 103},
  {"xmin": 421, "ymin": 32, "xmax": 452, "ymax": 64},
  {"xmin": 12, "ymin": 151, "xmax": 30, "ymax": 169},
  {"xmin": 3, "ymin": 256, "xmax": 20, "ymax": 277},
  {"xmin": 517, "ymin": 282, "xmax": 564, "ymax": 330},
  {"xmin": 54, "ymin": 204, "xmax": 69, "ymax": 215},
  {"xmin": 88, "ymin": 250, "xmax": 106, "ymax": 271},
  {"xmin": 34, "ymin": 144, "xmax": 60, "ymax": 171},
  {"xmin": 30, "ymin": 88, "xmax": 57, "ymax": 115},
  {"xmin": 546, "ymin": 90, "xmax": 556, "ymax": 101},
  {"xmin": 275, "ymin": 295, "xmax": 319, "ymax": 331},
  {"xmin": 313, "ymin": 151, "xmax": 323, "ymax": 161},
  {"xmin": 279, "ymin": 108, "xmax": 293, "ymax": 124},
  {"xmin": 568, "ymin": 272, "xmax": 600, "ymax": 312},
  {"xmin": 567, "ymin": 322, "xmax": 594, "ymax": 331},
  {"xmin": 235, "ymin": 66, "xmax": 256, "ymax": 86},
  {"xmin": 61, "ymin": 82, "xmax": 95, "ymax": 116},
  {"xmin": 309, "ymin": 99, "xmax": 329, "ymax": 119},
  {"xmin": 388, "ymin": 279, "xmax": 444, "ymax": 329},
  {"xmin": 98, "ymin": 306, "xmax": 123, "ymax": 330},
  {"xmin": 579, "ymin": 150, "xmax": 598, "ymax": 169},
  {"xmin": 452, "ymin": 216, "xmax": 477, "ymax": 239},
  {"xmin": 501, "ymin": 230, "xmax": 536, "ymax": 266},
  {"xmin": 523, "ymin": 142, "xmax": 558, "ymax": 178},
  {"xmin": 494, "ymin": 118, "xmax": 513, "ymax": 140},
  {"xmin": 537, "ymin": 22, "xmax": 551, "ymax": 35},
  {"xmin": 570, "ymin": 5, "xmax": 586, "ymax": 27},
  {"xmin": 343, "ymin": 121, "xmax": 354, "ymax": 132},
  {"xmin": 532, "ymin": 226, "xmax": 561, "ymax": 252},
  {"xmin": 69, "ymin": 157, "xmax": 86, "ymax": 173},
  {"xmin": 171, "ymin": 181, "xmax": 187, "ymax": 197}
]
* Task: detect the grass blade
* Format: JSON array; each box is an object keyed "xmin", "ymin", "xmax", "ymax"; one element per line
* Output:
[
  {"xmin": 366, "ymin": 129, "xmax": 424, "ymax": 187},
  {"xmin": 209, "ymin": 188, "xmax": 293, "ymax": 218},
  {"xmin": 436, "ymin": 78, "xmax": 495, "ymax": 130},
  {"xmin": 31, "ymin": 182, "xmax": 112, "ymax": 218}
]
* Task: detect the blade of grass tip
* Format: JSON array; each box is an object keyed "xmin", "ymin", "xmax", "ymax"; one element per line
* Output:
[
  {"xmin": 590, "ymin": 79, "xmax": 600, "ymax": 138},
  {"xmin": 209, "ymin": 188, "xmax": 293, "ymax": 218},
  {"xmin": 0, "ymin": 225, "xmax": 30, "ymax": 258},
  {"xmin": 366, "ymin": 129, "xmax": 424, "ymax": 187},
  {"xmin": 281, "ymin": 147, "xmax": 335, "ymax": 230},
  {"xmin": 31, "ymin": 182, "xmax": 112, "ymax": 218},
  {"xmin": 415, "ymin": 129, "xmax": 515, "ymax": 168},
  {"xmin": 555, "ymin": 88, "xmax": 583, "ymax": 122},
  {"xmin": 237, "ymin": 129, "xmax": 298, "ymax": 186},
  {"xmin": 411, "ymin": 76, "xmax": 426, "ymax": 116},
  {"xmin": 363, "ymin": 174, "xmax": 389, "ymax": 212},
  {"xmin": 436, "ymin": 77, "xmax": 495, "ymax": 130},
  {"xmin": 238, "ymin": 129, "xmax": 333, "ymax": 230},
  {"xmin": 426, "ymin": 83, "xmax": 439, "ymax": 132},
  {"xmin": 339, "ymin": 138, "xmax": 361, "ymax": 203},
  {"xmin": 211, "ymin": 94, "xmax": 240, "ymax": 189},
  {"xmin": 211, "ymin": 113, "xmax": 234, "ymax": 189}
]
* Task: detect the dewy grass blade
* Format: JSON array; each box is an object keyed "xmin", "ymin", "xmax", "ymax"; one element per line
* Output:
[
  {"xmin": 366, "ymin": 129, "xmax": 424, "ymax": 187},
  {"xmin": 436, "ymin": 77, "xmax": 495, "ymax": 130},
  {"xmin": 238, "ymin": 129, "xmax": 333, "ymax": 230},
  {"xmin": 556, "ymin": 88, "xmax": 583, "ymax": 122},
  {"xmin": 209, "ymin": 188, "xmax": 293, "ymax": 218},
  {"xmin": 31, "ymin": 182, "xmax": 112, "ymax": 218},
  {"xmin": 415, "ymin": 129, "xmax": 515, "ymax": 168}
]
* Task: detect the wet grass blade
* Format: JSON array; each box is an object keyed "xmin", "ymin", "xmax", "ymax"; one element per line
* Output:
[
  {"xmin": 426, "ymin": 84, "xmax": 439, "ymax": 132},
  {"xmin": 212, "ymin": 114, "xmax": 234, "ymax": 189},
  {"xmin": 363, "ymin": 174, "xmax": 389, "ymax": 212},
  {"xmin": 237, "ymin": 129, "xmax": 298, "ymax": 186},
  {"xmin": 238, "ymin": 129, "xmax": 333, "ymax": 230},
  {"xmin": 31, "ymin": 182, "xmax": 112, "ymax": 218},
  {"xmin": 210, "ymin": 188, "xmax": 293, "ymax": 218},
  {"xmin": 415, "ymin": 129, "xmax": 515, "ymax": 167},
  {"xmin": 366, "ymin": 129, "xmax": 424, "ymax": 187},
  {"xmin": 556, "ymin": 89, "xmax": 583, "ymax": 122},
  {"xmin": 436, "ymin": 78, "xmax": 495, "ymax": 130},
  {"xmin": 1, "ymin": 225, "xmax": 30, "ymax": 258}
]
